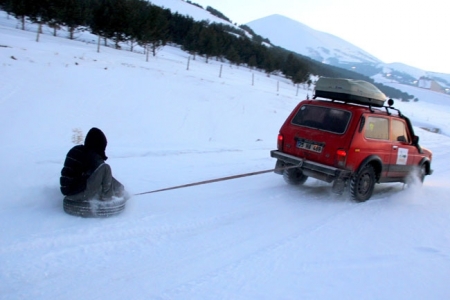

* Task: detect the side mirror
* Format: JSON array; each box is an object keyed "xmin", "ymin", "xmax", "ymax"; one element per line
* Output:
[
  {"xmin": 413, "ymin": 135, "xmax": 419, "ymax": 145},
  {"xmin": 397, "ymin": 135, "xmax": 407, "ymax": 142}
]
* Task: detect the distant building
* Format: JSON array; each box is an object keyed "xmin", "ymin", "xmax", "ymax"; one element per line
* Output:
[{"xmin": 417, "ymin": 77, "xmax": 446, "ymax": 93}]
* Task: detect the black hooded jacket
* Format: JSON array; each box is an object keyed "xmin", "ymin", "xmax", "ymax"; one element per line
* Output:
[{"xmin": 60, "ymin": 128, "xmax": 108, "ymax": 196}]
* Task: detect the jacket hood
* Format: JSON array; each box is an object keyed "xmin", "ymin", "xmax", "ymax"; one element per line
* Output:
[{"xmin": 84, "ymin": 127, "xmax": 108, "ymax": 160}]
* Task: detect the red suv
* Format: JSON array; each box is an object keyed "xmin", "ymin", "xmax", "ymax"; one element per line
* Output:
[{"xmin": 271, "ymin": 77, "xmax": 433, "ymax": 201}]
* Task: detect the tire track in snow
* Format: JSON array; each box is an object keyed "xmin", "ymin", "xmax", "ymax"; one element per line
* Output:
[
  {"xmin": 0, "ymin": 197, "xmax": 274, "ymax": 287},
  {"xmin": 179, "ymin": 180, "xmax": 438, "ymax": 292},
  {"xmin": 0, "ymin": 204, "xmax": 258, "ymax": 255},
  {"xmin": 158, "ymin": 195, "xmax": 365, "ymax": 298}
]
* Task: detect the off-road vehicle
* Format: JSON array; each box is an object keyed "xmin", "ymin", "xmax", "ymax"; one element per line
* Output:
[{"xmin": 271, "ymin": 77, "xmax": 433, "ymax": 201}]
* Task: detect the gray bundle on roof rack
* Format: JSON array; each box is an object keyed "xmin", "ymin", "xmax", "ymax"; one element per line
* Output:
[{"xmin": 314, "ymin": 77, "xmax": 387, "ymax": 107}]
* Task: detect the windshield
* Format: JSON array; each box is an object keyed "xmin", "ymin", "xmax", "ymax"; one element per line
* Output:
[{"xmin": 291, "ymin": 105, "xmax": 351, "ymax": 134}]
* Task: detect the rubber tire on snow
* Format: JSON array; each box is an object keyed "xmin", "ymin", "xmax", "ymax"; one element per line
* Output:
[
  {"xmin": 63, "ymin": 197, "xmax": 126, "ymax": 218},
  {"xmin": 283, "ymin": 168, "xmax": 308, "ymax": 185},
  {"xmin": 406, "ymin": 163, "xmax": 427, "ymax": 187},
  {"xmin": 350, "ymin": 164, "xmax": 376, "ymax": 202},
  {"xmin": 418, "ymin": 164, "xmax": 427, "ymax": 183}
]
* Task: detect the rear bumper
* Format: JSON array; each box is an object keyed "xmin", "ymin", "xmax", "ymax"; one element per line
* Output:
[{"xmin": 270, "ymin": 150, "xmax": 351, "ymax": 183}]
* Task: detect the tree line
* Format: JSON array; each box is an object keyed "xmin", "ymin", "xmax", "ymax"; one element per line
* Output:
[
  {"xmin": 0, "ymin": 0, "xmax": 414, "ymax": 98},
  {"xmin": 0, "ymin": 0, "xmax": 310, "ymax": 83}
]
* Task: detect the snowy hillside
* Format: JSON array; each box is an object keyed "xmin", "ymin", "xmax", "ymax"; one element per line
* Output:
[
  {"xmin": 141, "ymin": 2, "xmax": 450, "ymax": 91},
  {"xmin": 382, "ymin": 63, "xmax": 428, "ymax": 81},
  {"xmin": 148, "ymin": 0, "xmax": 233, "ymax": 25},
  {"xmin": 1, "ymin": 12, "xmax": 450, "ymax": 300},
  {"xmin": 246, "ymin": 14, "xmax": 381, "ymax": 65},
  {"xmin": 245, "ymin": 14, "xmax": 450, "ymax": 90}
]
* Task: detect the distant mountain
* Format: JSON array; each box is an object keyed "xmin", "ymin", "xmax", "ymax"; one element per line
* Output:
[
  {"xmin": 148, "ymin": 3, "xmax": 449, "ymax": 91},
  {"xmin": 246, "ymin": 14, "xmax": 450, "ymax": 91},
  {"xmin": 246, "ymin": 14, "xmax": 381, "ymax": 66}
]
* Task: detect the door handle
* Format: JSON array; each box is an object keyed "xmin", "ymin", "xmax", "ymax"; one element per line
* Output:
[{"xmin": 393, "ymin": 146, "xmax": 398, "ymax": 150}]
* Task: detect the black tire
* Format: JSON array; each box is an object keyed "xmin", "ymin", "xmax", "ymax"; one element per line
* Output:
[
  {"xmin": 283, "ymin": 167, "xmax": 308, "ymax": 185},
  {"xmin": 406, "ymin": 163, "xmax": 427, "ymax": 187},
  {"xmin": 63, "ymin": 197, "xmax": 126, "ymax": 218},
  {"xmin": 418, "ymin": 163, "xmax": 427, "ymax": 183},
  {"xmin": 350, "ymin": 164, "xmax": 376, "ymax": 202}
]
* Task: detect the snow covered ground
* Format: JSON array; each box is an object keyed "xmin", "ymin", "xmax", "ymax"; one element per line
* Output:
[{"xmin": 1, "ymin": 12, "xmax": 450, "ymax": 300}]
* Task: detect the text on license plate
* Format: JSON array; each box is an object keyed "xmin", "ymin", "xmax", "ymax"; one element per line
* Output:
[{"xmin": 297, "ymin": 141, "xmax": 323, "ymax": 153}]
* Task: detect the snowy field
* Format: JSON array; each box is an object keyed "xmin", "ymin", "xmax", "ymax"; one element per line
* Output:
[{"xmin": 1, "ymin": 12, "xmax": 450, "ymax": 300}]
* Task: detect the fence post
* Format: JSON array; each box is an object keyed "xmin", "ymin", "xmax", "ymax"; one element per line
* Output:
[
  {"xmin": 187, "ymin": 56, "xmax": 191, "ymax": 70},
  {"xmin": 219, "ymin": 64, "xmax": 223, "ymax": 78}
]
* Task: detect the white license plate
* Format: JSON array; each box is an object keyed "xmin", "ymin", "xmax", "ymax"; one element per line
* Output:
[{"xmin": 297, "ymin": 141, "xmax": 323, "ymax": 153}]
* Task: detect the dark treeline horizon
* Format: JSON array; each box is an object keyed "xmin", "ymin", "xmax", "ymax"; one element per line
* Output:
[{"xmin": 0, "ymin": 0, "xmax": 414, "ymax": 99}]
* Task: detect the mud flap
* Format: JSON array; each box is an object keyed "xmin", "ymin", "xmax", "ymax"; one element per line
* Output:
[{"xmin": 331, "ymin": 177, "xmax": 347, "ymax": 195}]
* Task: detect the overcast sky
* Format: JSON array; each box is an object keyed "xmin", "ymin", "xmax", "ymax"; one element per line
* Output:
[{"xmin": 193, "ymin": 0, "xmax": 449, "ymax": 74}]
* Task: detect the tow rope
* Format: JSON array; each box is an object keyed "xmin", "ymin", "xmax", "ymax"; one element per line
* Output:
[{"xmin": 134, "ymin": 165, "xmax": 297, "ymax": 196}]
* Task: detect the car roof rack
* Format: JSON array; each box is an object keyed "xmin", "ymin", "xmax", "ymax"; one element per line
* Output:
[{"xmin": 314, "ymin": 77, "xmax": 387, "ymax": 108}]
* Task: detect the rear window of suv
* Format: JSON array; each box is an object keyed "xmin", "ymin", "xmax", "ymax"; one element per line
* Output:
[{"xmin": 291, "ymin": 105, "xmax": 351, "ymax": 134}]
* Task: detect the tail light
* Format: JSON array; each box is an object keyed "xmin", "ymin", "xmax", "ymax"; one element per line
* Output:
[
  {"xmin": 336, "ymin": 149, "xmax": 347, "ymax": 167},
  {"xmin": 277, "ymin": 134, "xmax": 284, "ymax": 150}
]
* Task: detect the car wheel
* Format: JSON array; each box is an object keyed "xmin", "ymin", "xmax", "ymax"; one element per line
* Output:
[
  {"xmin": 283, "ymin": 168, "xmax": 308, "ymax": 185},
  {"xmin": 406, "ymin": 163, "xmax": 427, "ymax": 187},
  {"xmin": 418, "ymin": 163, "xmax": 427, "ymax": 183},
  {"xmin": 63, "ymin": 197, "xmax": 127, "ymax": 218},
  {"xmin": 350, "ymin": 164, "xmax": 376, "ymax": 202}
]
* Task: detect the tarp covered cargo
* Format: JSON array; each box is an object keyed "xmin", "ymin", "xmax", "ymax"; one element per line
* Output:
[{"xmin": 314, "ymin": 77, "xmax": 387, "ymax": 107}]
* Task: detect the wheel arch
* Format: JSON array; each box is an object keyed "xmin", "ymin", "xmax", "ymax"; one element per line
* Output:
[
  {"xmin": 418, "ymin": 157, "xmax": 432, "ymax": 175},
  {"xmin": 356, "ymin": 155, "xmax": 383, "ymax": 181}
]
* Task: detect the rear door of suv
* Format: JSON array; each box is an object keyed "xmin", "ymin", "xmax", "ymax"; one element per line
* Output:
[
  {"xmin": 354, "ymin": 114, "xmax": 392, "ymax": 177},
  {"xmin": 282, "ymin": 102, "xmax": 353, "ymax": 167}
]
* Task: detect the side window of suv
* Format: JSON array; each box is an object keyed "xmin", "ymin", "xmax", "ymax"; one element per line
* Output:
[
  {"xmin": 365, "ymin": 116, "xmax": 389, "ymax": 140},
  {"xmin": 391, "ymin": 119, "xmax": 410, "ymax": 143}
]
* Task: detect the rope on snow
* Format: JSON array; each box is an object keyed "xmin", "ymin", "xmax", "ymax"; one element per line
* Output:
[{"xmin": 134, "ymin": 165, "xmax": 298, "ymax": 196}]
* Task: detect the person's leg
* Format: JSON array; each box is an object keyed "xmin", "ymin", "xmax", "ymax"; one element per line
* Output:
[
  {"xmin": 64, "ymin": 191, "xmax": 86, "ymax": 201},
  {"xmin": 66, "ymin": 164, "xmax": 125, "ymax": 201},
  {"xmin": 84, "ymin": 163, "xmax": 114, "ymax": 200},
  {"xmin": 88, "ymin": 164, "xmax": 126, "ymax": 200},
  {"xmin": 111, "ymin": 176, "xmax": 125, "ymax": 198}
]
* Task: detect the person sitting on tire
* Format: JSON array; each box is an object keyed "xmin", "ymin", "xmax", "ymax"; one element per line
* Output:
[{"xmin": 60, "ymin": 127, "xmax": 126, "ymax": 201}]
